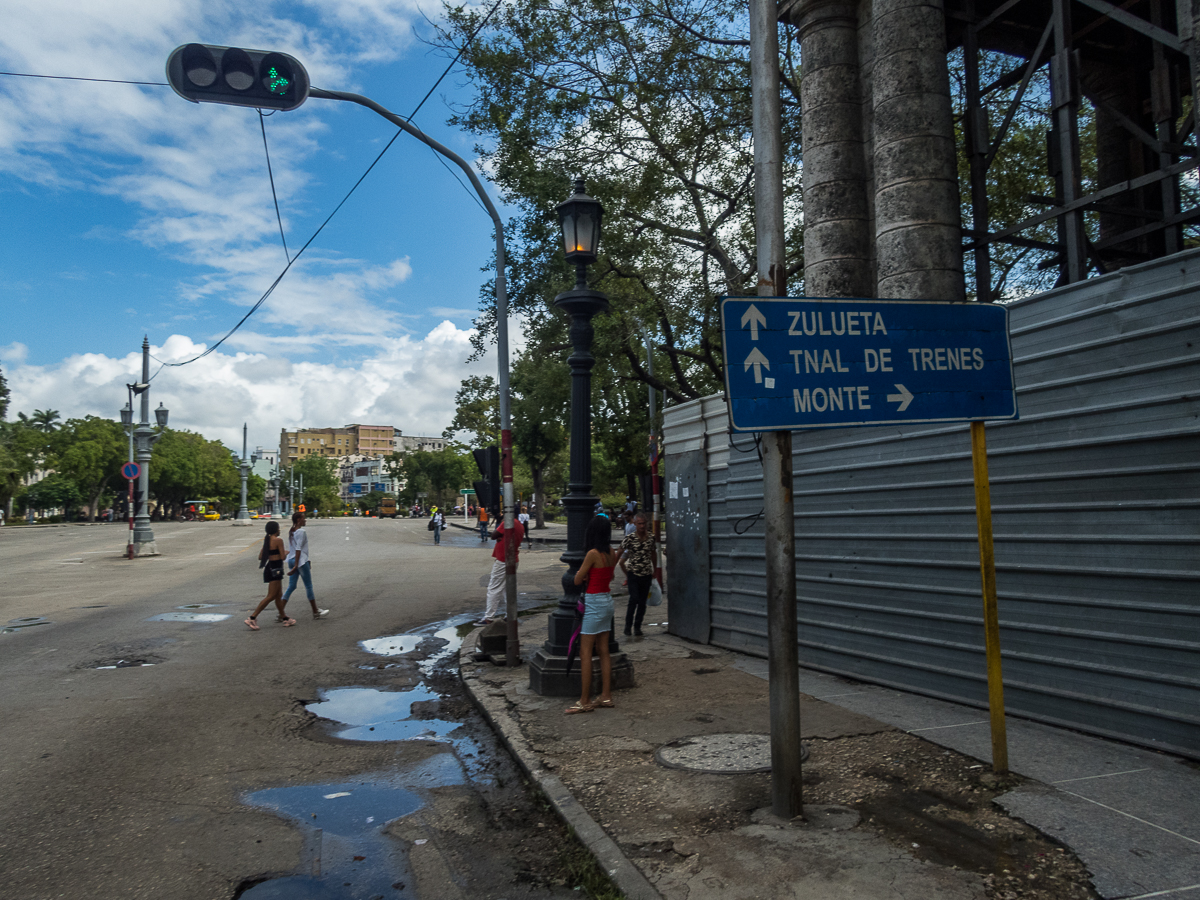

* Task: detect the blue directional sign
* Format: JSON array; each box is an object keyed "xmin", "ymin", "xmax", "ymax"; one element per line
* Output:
[
  {"xmin": 121, "ymin": 461, "xmax": 140, "ymax": 480},
  {"xmin": 721, "ymin": 297, "xmax": 1017, "ymax": 432}
]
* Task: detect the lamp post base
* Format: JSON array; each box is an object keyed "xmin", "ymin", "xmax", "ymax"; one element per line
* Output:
[
  {"xmin": 130, "ymin": 540, "xmax": 159, "ymax": 557},
  {"xmin": 528, "ymin": 642, "xmax": 636, "ymax": 697}
]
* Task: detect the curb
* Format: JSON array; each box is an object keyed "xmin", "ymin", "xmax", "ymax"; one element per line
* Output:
[{"xmin": 457, "ymin": 635, "xmax": 662, "ymax": 900}]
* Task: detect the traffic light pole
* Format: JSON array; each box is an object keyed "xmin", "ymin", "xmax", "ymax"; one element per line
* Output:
[{"xmin": 308, "ymin": 88, "xmax": 519, "ymax": 666}]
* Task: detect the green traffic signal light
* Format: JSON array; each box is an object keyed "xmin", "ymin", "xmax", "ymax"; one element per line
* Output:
[{"xmin": 166, "ymin": 44, "xmax": 309, "ymax": 111}]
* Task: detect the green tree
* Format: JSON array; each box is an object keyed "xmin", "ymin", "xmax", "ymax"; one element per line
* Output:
[
  {"xmin": 247, "ymin": 473, "xmax": 266, "ymax": 510},
  {"xmin": 0, "ymin": 365, "xmax": 9, "ymax": 420},
  {"xmin": 443, "ymin": 375, "xmax": 500, "ymax": 448},
  {"xmin": 510, "ymin": 353, "xmax": 569, "ymax": 528},
  {"xmin": 150, "ymin": 430, "xmax": 240, "ymax": 519},
  {"xmin": 284, "ymin": 456, "xmax": 340, "ymax": 516},
  {"xmin": 53, "ymin": 416, "xmax": 127, "ymax": 521},
  {"xmin": 440, "ymin": 0, "xmax": 802, "ymax": 403},
  {"xmin": 398, "ymin": 447, "xmax": 475, "ymax": 509},
  {"xmin": 0, "ymin": 443, "xmax": 22, "ymax": 515},
  {"xmin": 19, "ymin": 472, "xmax": 82, "ymax": 518}
]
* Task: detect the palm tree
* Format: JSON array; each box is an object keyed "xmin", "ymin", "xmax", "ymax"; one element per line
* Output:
[{"xmin": 29, "ymin": 409, "xmax": 60, "ymax": 433}]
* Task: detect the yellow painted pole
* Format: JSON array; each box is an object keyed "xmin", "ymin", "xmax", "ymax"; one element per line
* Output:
[{"xmin": 970, "ymin": 420, "xmax": 1009, "ymax": 774}]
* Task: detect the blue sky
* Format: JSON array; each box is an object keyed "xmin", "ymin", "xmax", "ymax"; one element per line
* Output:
[{"xmin": 0, "ymin": 0, "xmax": 511, "ymax": 452}]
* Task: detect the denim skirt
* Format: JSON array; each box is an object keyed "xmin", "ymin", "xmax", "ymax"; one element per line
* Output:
[{"xmin": 581, "ymin": 592, "xmax": 614, "ymax": 635}]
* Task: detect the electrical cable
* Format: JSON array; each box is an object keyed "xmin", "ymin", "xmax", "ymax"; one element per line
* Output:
[
  {"xmin": 258, "ymin": 109, "xmax": 291, "ymax": 263},
  {"xmin": 0, "ymin": 71, "xmax": 168, "ymax": 86},
  {"xmin": 731, "ymin": 432, "xmax": 764, "ymax": 535},
  {"xmin": 151, "ymin": 0, "xmax": 508, "ymax": 371}
]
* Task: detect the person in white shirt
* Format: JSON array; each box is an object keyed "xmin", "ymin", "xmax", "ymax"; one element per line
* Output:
[
  {"xmin": 518, "ymin": 505, "xmax": 531, "ymax": 549},
  {"xmin": 283, "ymin": 511, "xmax": 329, "ymax": 620}
]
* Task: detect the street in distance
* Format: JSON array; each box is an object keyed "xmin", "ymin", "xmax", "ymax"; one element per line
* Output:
[{"xmin": 720, "ymin": 297, "xmax": 1018, "ymax": 432}]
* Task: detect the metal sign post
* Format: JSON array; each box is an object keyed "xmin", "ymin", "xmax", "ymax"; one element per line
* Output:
[
  {"xmin": 122, "ymin": 461, "xmax": 140, "ymax": 560},
  {"xmin": 721, "ymin": 296, "xmax": 1018, "ymax": 774}
]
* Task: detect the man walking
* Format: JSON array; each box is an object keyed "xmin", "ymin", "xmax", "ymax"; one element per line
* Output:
[
  {"xmin": 431, "ymin": 507, "xmax": 444, "ymax": 545},
  {"xmin": 476, "ymin": 514, "xmax": 525, "ymax": 625},
  {"xmin": 477, "ymin": 504, "xmax": 489, "ymax": 541}
]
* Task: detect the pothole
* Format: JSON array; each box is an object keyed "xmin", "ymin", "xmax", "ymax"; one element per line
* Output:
[
  {"xmin": 3, "ymin": 617, "xmax": 52, "ymax": 634},
  {"xmin": 94, "ymin": 659, "xmax": 156, "ymax": 669},
  {"xmin": 147, "ymin": 612, "xmax": 231, "ymax": 623},
  {"xmin": 239, "ymin": 766, "xmax": 442, "ymax": 899},
  {"xmin": 307, "ymin": 687, "xmax": 462, "ymax": 743}
]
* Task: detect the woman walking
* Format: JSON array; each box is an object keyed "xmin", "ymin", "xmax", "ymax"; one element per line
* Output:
[
  {"xmin": 619, "ymin": 512, "xmax": 660, "ymax": 636},
  {"xmin": 431, "ymin": 507, "xmax": 445, "ymax": 544},
  {"xmin": 246, "ymin": 521, "xmax": 295, "ymax": 629},
  {"xmin": 283, "ymin": 510, "xmax": 329, "ymax": 619},
  {"xmin": 566, "ymin": 516, "xmax": 622, "ymax": 714}
]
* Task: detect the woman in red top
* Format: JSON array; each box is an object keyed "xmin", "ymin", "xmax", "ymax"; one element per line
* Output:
[{"xmin": 567, "ymin": 515, "xmax": 623, "ymax": 713}]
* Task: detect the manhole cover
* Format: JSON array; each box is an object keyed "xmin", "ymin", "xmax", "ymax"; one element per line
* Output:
[
  {"xmin": 654, "ymin": 733, "xmax": 809, "ymax": 774},
  {"xmin": 656, "ymin": 733, "xmax": 772, "ymax": 773}
]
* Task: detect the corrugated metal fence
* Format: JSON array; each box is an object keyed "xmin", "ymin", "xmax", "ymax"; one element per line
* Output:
[{"xmin": 663, "ymin": 250, "xmax": 1200, "ymax": 757}]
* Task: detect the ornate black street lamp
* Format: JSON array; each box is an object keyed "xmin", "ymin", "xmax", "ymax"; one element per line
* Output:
[
  {"xmin": 530, "ymin": 178, "xmax": 634, "ymax": 695},
  {"xmin": 121, "ymin": 337, "xmax": 168, "ymax": 556}
]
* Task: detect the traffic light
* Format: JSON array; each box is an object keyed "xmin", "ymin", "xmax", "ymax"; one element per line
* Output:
[
  {"xmin": 166, "ymin": 43, "xmax": 310, "ymax": 111},
  {"xmin": 472, "ymin": 446, "xmax": 500, "ymax": 517}
]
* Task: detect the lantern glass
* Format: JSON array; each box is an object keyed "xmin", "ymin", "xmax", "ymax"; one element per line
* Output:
[
  {"xmin": 120, "ymin": 403, "xmax": 133, "ymax": 428},
  {"xmin": 556, "ymin": 178, "xmax": 603, "ymax": 264},
  {"xmin": 155, "ymin": 403, "xmax": 169, "ymax": 429}
]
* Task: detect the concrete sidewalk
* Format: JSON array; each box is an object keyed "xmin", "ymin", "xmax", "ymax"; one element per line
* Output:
[{"xmin": 460, "ymin": 606, "xmax": 1200, "ymax": 900}]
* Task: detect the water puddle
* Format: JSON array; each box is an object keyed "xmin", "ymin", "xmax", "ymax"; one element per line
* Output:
[
  {"xmin": 95, "ymin": 660, "xmax": 155, "ymax": 669},
  {"xmin": 240, "ymin": 771, "xmax": 427, "ymax": 899},
  {"xmin": 177, "ymin": 603, "xmax": 219, "ymax": 609},
  {"xmin": 147, "ymin": 612, "xmax": 231, "ymax": 623},
  {"xmin": 358, "ymin": 634, "xmax": 422, "ymax": 657},
  {"xmin": 307, "ymin": 687, "xmax": 461, "ymax": 743},
  {"xmin": 3, "ymin": 617, "xmax": 52, "ymax": 634}
]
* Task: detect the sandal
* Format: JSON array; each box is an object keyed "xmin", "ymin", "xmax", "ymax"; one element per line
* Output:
[
  {"xmin": 565, "ymin": 702, "xmax": 594, "ymax": 715},
  {"xmin": 281, "ymin": 618, "xmax": 298, "ymax": 627},
  {"xmin": 596, "ymin": 698, "xmax": 615, "ymax": 708},
  {"xmin": 244, "ymin": 618, "xmax": 260, "ymax": 631}
]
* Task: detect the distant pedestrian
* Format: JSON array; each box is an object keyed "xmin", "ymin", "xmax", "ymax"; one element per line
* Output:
[
  {"xmin": 283, "ymin": 511, "xmax": 329, "ymax": 620},
  {"xmin": 477, "ymin": 505, "xmax": 489, "ymax": 541},
  {"xmin": 518, "ymin": 505, "xmax": 532, "ymax": 550},
  {"xmin": 246, "ymin": 521, "xmax": 294, "ymax": 629},
  {"xmin": 476, "ymin": 515, "xmax": 526, "ymax": 625},
  {"xmin": 566, "ymin": 515, "xmax": 621, "ymax": 714},
  {"xmin": 431, "ymin": 507, "xmax": 445, "ymax": 544},
  {"xmin": 620, "ymin": 512, "xmax": 660, "ymax": 637},
  {"xmin": 623, "ymin": 510, "xmax": 636, "ymax": 536}
]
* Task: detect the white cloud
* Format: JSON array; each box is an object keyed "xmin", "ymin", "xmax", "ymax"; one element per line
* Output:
[
  {"xmin": 3, "ymin": 323, "xmax": 495, "ymax": 451},
  {"xmin": 0, "ymin": 0, "xmax": 442, "ymax": 355}
]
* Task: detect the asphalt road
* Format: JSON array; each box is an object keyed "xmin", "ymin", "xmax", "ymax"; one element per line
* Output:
[{"xmin": 0, "ymin": 518, "xmax": 573, "ymax": 900}]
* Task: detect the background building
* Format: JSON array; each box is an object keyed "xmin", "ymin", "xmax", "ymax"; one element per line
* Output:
[{"xmin": 279, "ymin": 424, "xmax": 396, "ymax": 466}]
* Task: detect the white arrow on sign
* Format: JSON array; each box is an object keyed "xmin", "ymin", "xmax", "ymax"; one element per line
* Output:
[
  {"xmin": 744, "ymin": 347, "xmax": 770, "ymax": 384},
  {"xmin": 740, "ymin": 304, "xmax": 767, "ymax": 341},
  {"xmin": 886, "ymin": 384, "xmax": 914, "ymax": 411}
]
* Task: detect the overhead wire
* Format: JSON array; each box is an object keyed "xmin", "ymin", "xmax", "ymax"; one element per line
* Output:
[
  {"xmin": 0, "ymin": 71, "xmax": 168, "ymax": 86},
  {"xmin": 2, "ymin": 2, "xmax": 508, "ymax": 373},
  {"xmin": 258, "ymin": 109, "xmax": 291, "ymax": 263},
  {"xmin": 150, "ymin": 0, "xmax": 508, "ymax": 370}
]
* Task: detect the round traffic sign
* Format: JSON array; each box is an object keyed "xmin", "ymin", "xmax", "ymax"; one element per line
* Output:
[{"xmin": 122, "ymin": 462, "xmax": 140, "ymax": 480}]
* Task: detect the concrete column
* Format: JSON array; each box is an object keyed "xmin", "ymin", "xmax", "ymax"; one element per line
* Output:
[
  {"xmin": 870, "ymin": 0, "xmax": 964, "ymax": 300},
  {"xmin": 796, "ymin": 0, "xmax": 874, "ymax": 297}
]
